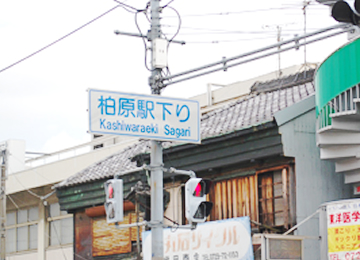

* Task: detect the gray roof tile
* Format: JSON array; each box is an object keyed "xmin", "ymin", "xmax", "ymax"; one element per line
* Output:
[{"xmin": 55, "ymin": 71, "xmax": 316, "ymax": 189}]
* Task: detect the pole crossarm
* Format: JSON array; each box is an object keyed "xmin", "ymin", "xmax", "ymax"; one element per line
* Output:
[
  {"xmin": 160, "ymin": 23, "xmax": 352, "ymax": 88},
  {"xmin": 114, "ymin": 30, "xmax": 186, "ymax": 45}
]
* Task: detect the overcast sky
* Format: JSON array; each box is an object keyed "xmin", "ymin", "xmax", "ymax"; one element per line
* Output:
[{"xmin": 0, "ymin": 0, "xmax": 347, "ymax": 154}]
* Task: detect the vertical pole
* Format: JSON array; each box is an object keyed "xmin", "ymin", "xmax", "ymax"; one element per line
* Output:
[
  {"xmin": 135, "ymin": 194, "xmax": 141, "ymax": 260},
  {"xmin": 319, "ymin": 205, "xmax": 328, "ymax": 260},
  {"xmin": 150, "ymin": 141, "xmax": 163, "ymax": 260},
  {"xmin": 0, "ymin": 161, "xmax": 6, "ymax": 260},
  {"xmin": 38, "ymin": 201, "xmax": 46, "ymax": 260},
  {"xmin": 149, "ymin": 0, "xmax": 164, "ymax": 260}
]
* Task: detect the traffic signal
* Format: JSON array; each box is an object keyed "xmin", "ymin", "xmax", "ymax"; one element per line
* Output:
[
  {"xmin": 331, "ymin": 0, "xmax": 360, "ymax": 25},
  {"xmin": 104, "ymin": 179, "xmax": 123, "ymax": 223},
  {"xmin": 185, "ymin": 178, "xmax": 213, "ymax": 223}
]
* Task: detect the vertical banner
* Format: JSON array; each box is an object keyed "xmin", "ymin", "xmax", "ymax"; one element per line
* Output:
[
  {"xmin": 143, "ymin": 217, "xmax": 254, "ymax": 260},
  {"xmin": 327, "ymin": 199, "xmax": 360, "ymax": 260}
]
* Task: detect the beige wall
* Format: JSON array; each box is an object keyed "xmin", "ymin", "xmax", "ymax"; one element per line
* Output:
[
  {"xmin": 164, "ymin": 182, "xmax": 183, "ymax": 226},
  {"xmin": 46, "ymin": 246, "xmax": 73, "ymax": 260},
  {"xmin": 6, "ymin": 138, "xmax": 138, "ymax": 195}
]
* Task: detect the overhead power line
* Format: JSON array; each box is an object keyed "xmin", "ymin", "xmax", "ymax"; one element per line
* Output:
[
  {"xmin": 0, "ymin": 4, "xmax": 126, "ymax": 74},
  {"xmin": 160, "ymin": 23, "xmax": 351, "ymax": 87}
]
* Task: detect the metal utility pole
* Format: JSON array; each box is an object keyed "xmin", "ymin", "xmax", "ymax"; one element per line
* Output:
[
  {"xmin": 149, "ymin": 1, "xmax": 164, "ymax": 260},
  {"xmin": 0, "ymin": 152, "xmax": 6, "ymax": 260}
]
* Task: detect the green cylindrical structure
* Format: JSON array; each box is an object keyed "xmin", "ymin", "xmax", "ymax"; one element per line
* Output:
[{"xmin": 315, "ymin": 37, "xmax": 360, "ymax": 117}]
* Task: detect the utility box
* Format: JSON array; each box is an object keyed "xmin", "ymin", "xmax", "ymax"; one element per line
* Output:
[
  {"xmin": 253, "ymin": 234, "xmax": 304, "ymax": 260},
  {"xmin": 152, "ymin": 38, "xmax": 168, "ymax": 68}
]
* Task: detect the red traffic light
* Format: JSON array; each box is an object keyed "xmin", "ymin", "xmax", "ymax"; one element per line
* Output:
[
  {"xmin": 108, "ymin": 183, "xmax": 114, "ymax": 198},
  {"xmin": 185, "ymin": 178, "xmax": 213, "ymax": 223},
  {"xmin": 192, "ymin": 179, "xmax": 212, "ymax": 197},
  {"xmin": 194, "ymin": 183, "xmax": 202, "ymax": 197}
]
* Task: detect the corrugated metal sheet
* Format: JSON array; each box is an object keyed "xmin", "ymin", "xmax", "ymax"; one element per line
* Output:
[{"xmin": 75, "ymin": 212, "xmax": 92, "ymax": 259}]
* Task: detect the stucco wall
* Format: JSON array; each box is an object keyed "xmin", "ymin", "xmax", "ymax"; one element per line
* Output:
[{"xmin": 275, "ymin": 96, "xmax": 352, "ymax": 259}]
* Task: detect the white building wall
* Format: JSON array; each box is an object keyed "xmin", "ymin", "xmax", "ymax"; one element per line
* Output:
[
  {"xmin": 46, "ymin": 246, "xmax": 73, "ymax": 260},
  {"xmin": 6, "ymin": 251, "xmax": 37, "ymax": 260}
]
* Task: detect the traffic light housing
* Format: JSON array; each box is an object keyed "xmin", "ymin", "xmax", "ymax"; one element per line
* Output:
[
  {"xmin": 185, "ymin": 178, "xmax": 213, "ymax": 223},
  {"xmin": 104, "ymin": 179, "xmax": 123, "ymax": 223},
  {"xmin": 331, "ymin": 0, "xmax": 360, "ymax": 25}
]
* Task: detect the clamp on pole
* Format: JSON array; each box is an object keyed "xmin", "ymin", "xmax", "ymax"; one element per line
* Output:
[
  {"xmin": 222, "ymin": 56, "xmax": 228, "ymax": 72},
  {"xmin": 144, "ymin": 165, "xmax": 196, "ymax": 178}
]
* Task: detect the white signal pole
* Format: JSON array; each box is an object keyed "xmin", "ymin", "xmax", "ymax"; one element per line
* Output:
[
  {"xmin": 149, "ymin": 0, "xmax": 164, "ymax": 260},
  {"xmin": 0, "ymin": 151, "xmax": 6, "ymax": 260}
]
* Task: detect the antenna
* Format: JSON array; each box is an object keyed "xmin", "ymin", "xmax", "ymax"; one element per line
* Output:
[
  {"xmin": 303, "ymin": 1, "xmax": 310, "ymax": 67},
  {"xmin": 277, "ymin": 26, "xmax": 283, "ymax": 78}
]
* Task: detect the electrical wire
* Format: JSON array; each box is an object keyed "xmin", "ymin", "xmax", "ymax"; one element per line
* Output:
[
  {"xmin": 113, "ymin": 0, "xmax": 139, "ymax": 13},
  {"xmin": 47, "ymin": 205, "xmax": 68, "ymax": 260},
  {"xmin": 11, "ymin": 153, "xmax": 52, "ymax": 183},
  {"xmin": 165, "ymin": 6, "xmax": 181, "ymax": 45},
  {"xmin": 7, "ymin": 195, "xmax": 20, "ymax": 210},
  {"xmin": 176, "ymin": 36, "xmax": 286, "ymax": 44},
  {"xmin": 135, "ymin": 10, "xmax": 152, "ymax": 71},
  {"xmin": 162, "ymin": 6, "xmax": 303, "ymax": 18},
  {"xmin": 162, "ymin": 0, "xmax": 175, "ymax": 9},
  {"xmin": 159, "ymin": 5, "xmax": 182, "ymax": 82},
  {"xmin": 163, "ymin": 25, "xmax": 319, "ymax": 35},
  {"xmin": 0, "ymin": 4, "xmax": 123, "ymax": 74},
  {"xmin": 5, "ymin": 154, "xmax": 58, "ymax": 201}
]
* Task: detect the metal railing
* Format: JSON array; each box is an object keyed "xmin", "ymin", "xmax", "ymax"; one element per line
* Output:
[
  {"xmin": 25, "ymin": 135, "xmax": 136, "ymax": 168},
  {"xmin": 317, "ymin": 83, "xmax": 360, "ymax": 130}
]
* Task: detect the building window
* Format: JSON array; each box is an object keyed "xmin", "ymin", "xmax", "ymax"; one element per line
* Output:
[
  {"xmin": 258, "ymin": 167, "xmax": 290, "ymax": 229},
  {"xmin": 48, "ymin": 203, "xmax": 73, "ymax": 246},
  {"xmin": 5, "ymin": 206, "xmax": 38, "ymax": 253}
]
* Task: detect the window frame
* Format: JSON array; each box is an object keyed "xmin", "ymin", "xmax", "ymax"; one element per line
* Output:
[
  {"xmin": 257, "ymin": 165, "xmax": 291, "ymax": 230},
  {"xmin": 5, "ymin": 206, "xmax": 39, "ymax": 253},
  {"xmin": 47, "ymin": 202, "xmax": 73, "ymax": 247}
]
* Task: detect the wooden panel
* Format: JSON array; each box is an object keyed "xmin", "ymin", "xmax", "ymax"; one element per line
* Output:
[
  {"xmin": 244, "ymin": 177, "xmax": 250, "ymax": 217},
  {"xmin": 227, "ymin": 180, "xmax": 232, "ymax": 218},
  {"xmin": 232, "ymin": 179, "xmax": 238, "ymax": 218},
  {"xmin": 210, "ymin": 175, "xmax": 257, "ymax": 226},
  {"xmin": 215, "ymin": 182, "xmax": 222, "ymax": 220},
  {"xmin": 92, "ymin": 214, "xmax": 131, "ymax": 256},
  {"xmin": 282, "ymin": 168, "xmax": 289, "ymax": 229},
  {"xmin": 260, "ymin": 174, "xmax": 274, "ymax": 226},
  {"xmin": 249, "ymin": 176, "xmax": 257, "ymax": 223},
  {"xmin": 221, "ymin": 181, "xmax": 227, "ymax": 219}
]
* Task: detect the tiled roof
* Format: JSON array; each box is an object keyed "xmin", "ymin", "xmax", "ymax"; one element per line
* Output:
[
  {"xmin": 55, "ymin": 141, "xmax": 150, "ymax": 189},
  {"xmin": 55, "ymin": 70, "xmax": 316, "ymax": 189}
]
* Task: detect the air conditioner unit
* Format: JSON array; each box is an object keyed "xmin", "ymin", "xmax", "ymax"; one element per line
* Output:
[{"xmin": 253, "ymin": 234, "xmax": 304, "ymax": 260}]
